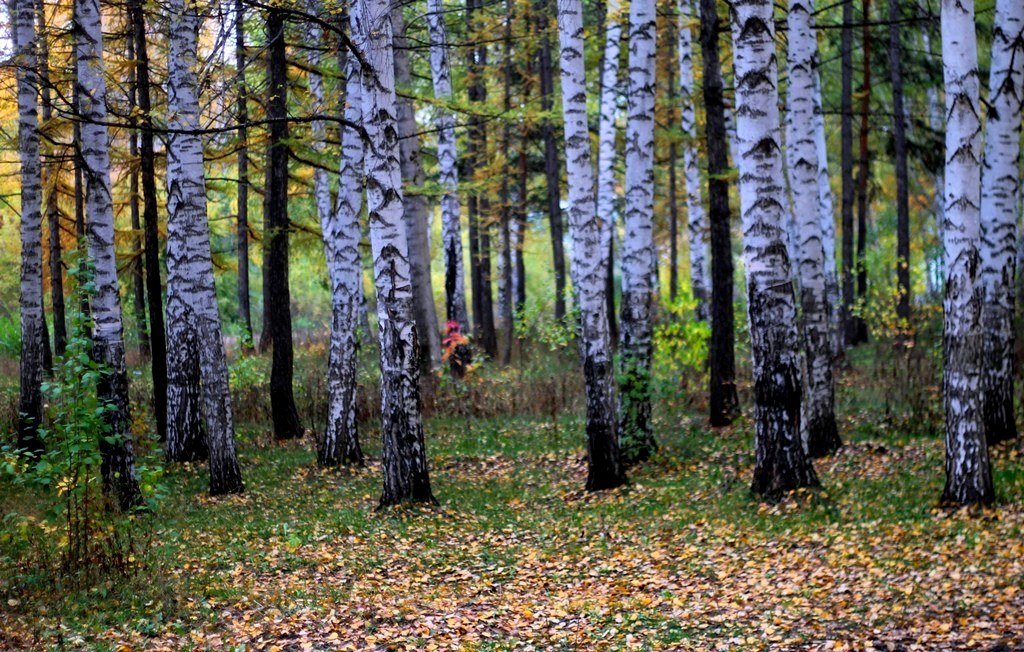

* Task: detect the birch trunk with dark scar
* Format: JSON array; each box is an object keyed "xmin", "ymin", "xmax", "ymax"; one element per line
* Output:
[
  {"xmin": 596, "ymin": 0, "xmax": 622, "ymax": 314},
  {"xmin": 392, "ymin": 6, "xmax": 442, "ymax": 372},
  {"xmin": 426, "ymin": 0, "xmax": 472, "ymax": 373},
  {"xmin": 888, "ymin": 0, "xmax": 910, "ymax": 325},
  {"xmin": 619, "ymin": 0, "xmax": 657, "ymax": 464},
  {"xmin": 940, "ymin": 0, "xmax": 993, "ymax": 506},
  {"xmin": 265, "ymin": 6, "xmax": 303, "ymax": 440},
  {"xmin": 11, "ymin": 0, "xmax": 44, "ymax": 455},
  {"xmin": 979, "ymin": 0, "xmax": 1024, "ymax": 446},
  {"xmin": 318, "ymin": 10, "xmax": 365, "ymax": 468},
  {"xmin": 700, "ymin": 0, "xmax": 739, "ymax": 427},
  {"xmin": 37, "ymin": 0, "xmax": 66, "ymax": 360},
  {"xmin": 75, "ymin": 0, "xmax": 143, "ymax": 509},
  {"xmin": 678, "ymin": 0, "xmax": 707, "ymax": 321},
  {"xmin": 731, "ymin": 0, "xmax": 818, "ymax": 499},
  {"xmin": 811, "ymin": 66, "xmax": 839, "ymax": 355},
  {"xmin": 786, "ymin": 0, "xmax": 840, "ymax": 458},
  {"xmin": 556, "ymin": 0, "xmax": 627, "ymax": 491},
  {"xmin": 165, "ymin": 0, "xmax": 243, "ymax": 493},
  {"xmin": 353, "ymin": 0, "xmax": 435, "ymax": 507},
  {"xmin": 129, "ymin": 0, "xmax": 168, "ymax": 442},
  {"xmin": 235, "ymin": 0, "xmax": 253, "ymax": 351}
]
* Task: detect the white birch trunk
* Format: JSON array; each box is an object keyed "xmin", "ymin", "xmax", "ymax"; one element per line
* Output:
[
  {"xmin": 619, "ymin": 0, "xmax": 657, "ymax": 463},
  {"xmin": 353, "ymin": 0, "xmax": 435, "ymax": 506},
  {"xmin": 307, "ymin": 0, "xmax": 333, "ymax": 235},
  {"xmin": 165, "ymin": 0, "xmax": 243, "ymax": 494},
  {"xmin": 426, "ymin": 0, "xmax": 469, "ymax": 336},
  {"xmin": 596, "ymin": 0, "xmax": 622, "ymax": 315},
  {"xmin": 786, "ymin": 0, "xmax": 841, "ymax": 457},
  {"xmin": 979, "ymin": 0, "xmax": 1024, "ymax": 445},
  {"xmin": 731, "ymin": 0, "xmax": 818, "ymax": 498},
  {"xmin": 940, "ymin": 0, "xmax": 992, "ymax": 505},
  {"xmin": 75, "ymin": 0, "xmax": 143, "ymax": 509},
  {"xmin": 319, "ymin": 14, "xmax": 365, "ymax": 468},
  {"xmin": 678, "ymin": 0, "xmax": 708, "ymax": 321},
  {"xmin": 556, "ymin": 0, "xmax": 626, "ymax": 490},
  {"xmin": 10, "ymin": 0, "xmax": 45, "ymax": 455},
  {"xmin": 811, "ymin": 69, "xmax": 840, "ymax": 353}
]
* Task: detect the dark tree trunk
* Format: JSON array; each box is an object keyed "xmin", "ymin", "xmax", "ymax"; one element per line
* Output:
[
  {"xmin": 852, "ymin": 0, "xmax": 871, "ymax": 344},
  {"xmin": 466, "ymin": 0, "xmax": 497, "ymax": 359},
  {"xmin": 537, "ymin": 0, "xmax": 566, "ymax": 321},
  {"xmin": 129, "ymin": 0, "xmax": 168, "ymax": 441},
  {"xmin": 265, "ymin": 7, "xmax": 302, "ymax": 439},
  {"xmin": 839, "ymin": 0, "xmax": 856, "ymax": 348},
  {"xmin": 236, "ymin": 0, "xmax": 254, "ymax": 351},
  {"xmin": 700, "ymin": 0, "xmax": 738, "ymax": 426},
  {"xmin": 499, "ymin": 0, "xmax": 514, "ymax": 366},
  {"xmin": 889, "ymin": 0, "xmax": 910, "ymax": 323},
  {"xmin": 37, "ymin": 0, "xmax": 65, "ymax": 359},
  {"xmin": 126, "ymin": 20, "xmax": 149, "ymax": 360},
  {"xmin": 516, "ymin": 137, "xmax": 528, "ymax": 315},
  {"xmin": 668, "ymin": 141, "xmax": 680, "ymax": 302}
]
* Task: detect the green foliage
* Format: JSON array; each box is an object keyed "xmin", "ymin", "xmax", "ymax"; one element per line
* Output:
[
  {"xmin": 513, "ymin": 291, "xmax": 581, "ymax": 352},
  {"xmin": 0, "ymin": 259, "xmax": 162, "ymax": 589},
  {"xmin": 0, "ymin": 314, "xmax": 20, "ymax": 358},
  {"xmin": 651, "ymin": 292, "xmax": 710, "ymax": 403}
]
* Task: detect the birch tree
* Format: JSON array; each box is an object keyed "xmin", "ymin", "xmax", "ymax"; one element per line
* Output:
[
  {"xmin": 678, "ymin": 0, "xmax": 707, "ymax": 321},
  {"xmin": 596, "ymin": 0, "xmax": 622, "ymax": 308},
  {"xmin": 979, "ymin": 0, "xmax": 1024, "ymax": 446},
  {"xmin": 619, "ymin": 0, "xmax": 657, "ymax": 464},
  {"xmin": 392, "ymin": 6, "xmax": 442, "ymax": 371},
  {"xmin": 425, "ymin": 0, "xmax": 471, "ymax": 372},
  {"xmin": 731, "ymin": 0, "xmax": 818, "ymax": 498},
  {"xmin": 11, "ymin": 0, "xmax": 44, "ymax": 456},
  {"xmin": 75, "ymin": 0, "xmax": 143, "ymax": 509},
  {"xmin": 812, "ymin": 71, "xmax": 839, "ymax": 354},
  {"xmin": 786, "ymin": 0, "xmax": 840, "ymax": 457},
  {"xmin": 164, "ymin": 0, "xmax": 243, "ymax": 494},
  {"xmin": 318, "ymin": 14, "xmax": 365, "ymax": 468},
  {"xmin": 940, "ymin": 0, "xmax": 993, "ymax": 505},
  {"xmin": 353, "ymin": 0, "xmax": 435, "ymax": 506},
  {"xmin": 556, "ymin": 0, "xmax": 627, "ymax": 491}
]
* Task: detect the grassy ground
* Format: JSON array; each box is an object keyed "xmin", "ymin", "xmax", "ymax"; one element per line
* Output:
[{"xmin": 2, "ymin": 347, "xmax": 1024, "ymax": 650}]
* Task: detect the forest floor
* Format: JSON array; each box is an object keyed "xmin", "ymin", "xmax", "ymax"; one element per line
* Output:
[{"xmin": 2, "ymin": 352, "xmax": 1024, "ymax": 650}]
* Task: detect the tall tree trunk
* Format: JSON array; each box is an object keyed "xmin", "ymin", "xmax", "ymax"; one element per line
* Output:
[
  {"xmin": 618, "ymin": 0, "xmax": 657, "ymax": 464},
  {"xmin": 979, "ymin": 0, "xmax": 1024, "ymax": 445},
  {"xmin": 317, "ymin": 5, "xmax": 365, "ymax": 467},
  {"xmin": 732, "ymin": 0, "xmax": 819, "ymax": 499},
  {"xmin": 537, "ymin": 0, "xmax": 566, "ymax": 321},
  {"xmin": 787, "ymin": 0, "xmax": 841, "ymax": 458},
  {"xmin": 75, "ymin": 0, "xmax": 143, "ymax": 509},
  {"xmin": 465, "ymin": 0, "xmax": 497, "ymax": 359},
  {"xmin": 923, "ymin": 27, "xmax": 945, "ymax": 298},
  {"xmin": 126, "ymin": 27, "xmax": 149, "ymax": 360},
  {"xmin": 597, "ymin": 0, "xmax": 622, "ymax": 329},
  {"xmin": 235, "ymin": 0, "xmax": 254, "ymax": 351},
  {"xmin": 700, "ymin": 0, "xmax": 738, "ymax": 426},
  {"xmin": 11, "ymin": 0, "xmax": 44, "ymax": 455},
  {"xmin": 839, "ymin": 0, "xmax": 856, "ymax": 347},
  {"xmin": 352, "ymin": 0, "xmax": 435, "ymax": 507},
  {"xmin": 556, "ymin": 0, "xmax": 627, "ymax": 490},
  {"xmin": 812, "ymin": 57, "xmax": 839, "ymax": 356},
  {"xmin": 679, "ymin": 0, "xmax": 708, "ymax": 320},
  {"xmin": 515, "ymin": 139, "xmax": 528, "ymax": 314},
  {"xmin": 37, "ymin": 0, "xmax": 65, "ymax": 360},
  {"xmin": 889, "ymin": 0, "xmax": 910, "ymax": 324},
  {"xmin": 851, "ymin": 0, "xmax": 871, "ymax": 344},
  {"xmin": 265, "ymin": 6, "xmax": 302, "ymax": 440},
  {"xmin": 165, "ymin": 0, "xmax": 244, "ymax": 493},
  {"xmin": 392, "ymin": 6, "xmax": 443, "ymax": 372},
  {"xmin": 940, "ymin": 0, "xmax": 993, "ymax": 506},
  {"xmin": 129, "ymin": 0, "xmax": 168, "ymax": 442},
  {"xmin": 498, "ymin": 0, "xmax": 514, "ymax": 366},
  {"xmin": 426, "ymin": 0, "xmax": 471, "ymax": 373}
]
